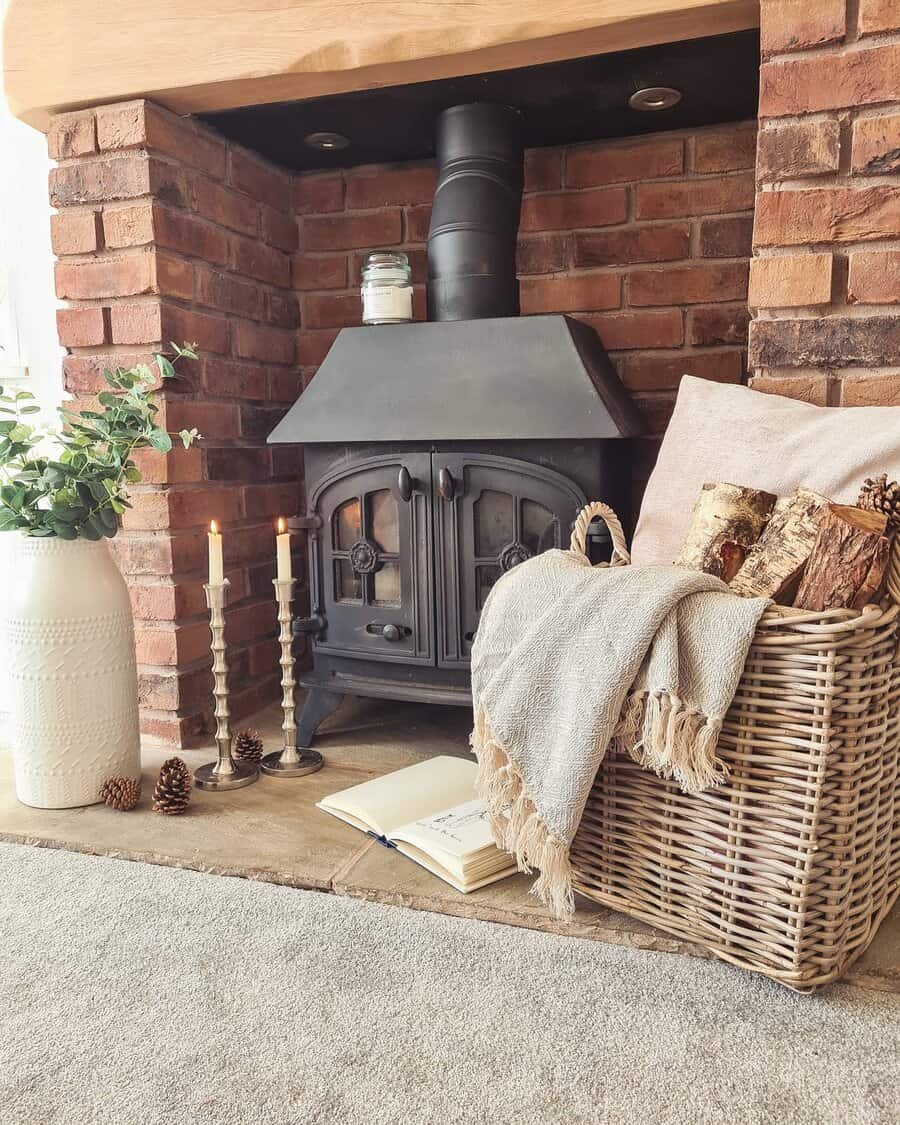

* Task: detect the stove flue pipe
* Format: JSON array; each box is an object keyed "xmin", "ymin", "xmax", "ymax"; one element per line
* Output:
[{"xmin": 426, "ymin": 103, "xmax": 524, "ymax": 323}]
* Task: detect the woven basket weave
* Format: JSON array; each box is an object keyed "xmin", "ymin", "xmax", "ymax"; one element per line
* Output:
[{"xmin": 568, "ymin": 503, "xmax": 900, "ymax": 992}]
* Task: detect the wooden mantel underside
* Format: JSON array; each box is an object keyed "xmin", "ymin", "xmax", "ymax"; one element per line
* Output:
[{"xmin": 4, "ymin": 0, "xmax": 759, "ymax": 131}]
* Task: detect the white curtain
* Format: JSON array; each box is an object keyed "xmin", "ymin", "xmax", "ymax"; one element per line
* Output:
[{"xmin": 0, "ymin": 2, "xmax": 64, "ymax": 735}]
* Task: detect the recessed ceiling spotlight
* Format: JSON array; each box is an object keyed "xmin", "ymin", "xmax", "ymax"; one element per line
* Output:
[
  {"xmin": 628, "ymin": 86, "xmax": 682, "ymax": 112},
  {"xmin": 304, "ymin": 131, "xmax": 350, "ymax": 151}
]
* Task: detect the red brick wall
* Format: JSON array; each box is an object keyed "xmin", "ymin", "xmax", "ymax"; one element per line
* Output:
[
  {"xmin": 49, "ymin": 104, "xmax": 756, "ymax": 744},
  {"xmin": 49, "ymin": 100, "xmax": 302, "ymax": 745},
  {"xmin": 750, "ymin": 0, "xmax": 900, "ymax": 404},
  {"xmin": 294, "ymin": 121, "xmax": 758, "ymax": 439}
]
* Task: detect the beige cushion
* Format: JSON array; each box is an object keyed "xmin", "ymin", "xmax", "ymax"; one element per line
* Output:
[{"xmin": 632, "ymin": 376, "xmax": 900, "ymax": 566}]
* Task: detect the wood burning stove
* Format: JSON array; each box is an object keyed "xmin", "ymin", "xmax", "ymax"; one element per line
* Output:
[{"xmin": 269, "ymin": 103, "xmax": 642, "ymax": 746}]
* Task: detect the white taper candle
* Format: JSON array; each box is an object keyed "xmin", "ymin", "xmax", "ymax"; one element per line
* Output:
[
  {"xmin": 208, "ymin": 520, "xmax": 224, "ymax": 586},
  {"xmin": 276, "ymin": 517, "xmax": 292, "ymax": 582}
]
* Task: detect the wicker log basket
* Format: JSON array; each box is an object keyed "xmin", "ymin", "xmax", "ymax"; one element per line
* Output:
[{"xmin": 567, "ymin": 503, "xmax": 900, "ymax": 992}]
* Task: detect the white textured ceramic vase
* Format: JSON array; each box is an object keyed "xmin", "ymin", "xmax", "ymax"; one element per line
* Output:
[{"xmin": 5, "ymin": 535, "xmax": 141, "ymax": 808}]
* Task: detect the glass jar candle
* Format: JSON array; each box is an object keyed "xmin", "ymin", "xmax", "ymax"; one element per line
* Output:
[{"xmin": 360, "ymin": 250, "xmax": 413, "ymax": 325}]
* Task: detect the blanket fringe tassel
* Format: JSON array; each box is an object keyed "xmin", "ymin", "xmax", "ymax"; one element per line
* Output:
[
  {"xmin": 472, "ymin": 710, "xmax": 575, "ymax": 919},
  {"xmin": 472, "ymin": 694, "xmax": 726, "ymax": 919},
  {"xmin": 611, "ymin": 690, "xmax": 727, "ymax": 795}
]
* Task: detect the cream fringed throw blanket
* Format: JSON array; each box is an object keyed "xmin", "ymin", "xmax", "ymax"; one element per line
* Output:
[{"xmin": 471, "ymin": 550, "xmax": 770, "ymax": 917}]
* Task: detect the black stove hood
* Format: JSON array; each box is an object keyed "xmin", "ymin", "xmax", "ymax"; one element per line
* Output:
[
  {"xmin": 270, "ymin": 101, "xmax": 643, "ymax": 447},
  {"xmin": 269, "ymin": 314, "xmax": 643, "ymax": 443}
]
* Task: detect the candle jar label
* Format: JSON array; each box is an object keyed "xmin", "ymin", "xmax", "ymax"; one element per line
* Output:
[{"xmin": 362, "ymin": 283, "xmax": 413, "ymax": 324}]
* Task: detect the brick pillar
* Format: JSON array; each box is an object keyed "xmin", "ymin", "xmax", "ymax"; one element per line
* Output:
[
  {"xmin": 48, "ymin": 100, "xmax": 304, "ymax": 745},
  {"xmin": 749, "ymin": 1, "xmax": 900, "ymax": 404}
]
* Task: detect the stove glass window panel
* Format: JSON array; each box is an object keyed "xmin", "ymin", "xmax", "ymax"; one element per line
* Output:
[
  {"xmin": 374, "ymin": 561, "xmax": 401, "ymax": 605},
  {"xmin": 369, "ymin": 488, "xmax": 400, "ymax": 555},
  {"xmin": 334, "ymin": 497, "xmax": 362, "ymax": 550},
  {"xmin": 332, "ymin": 498, "xmax": 364, "ymax": 603},
  {"xmin": 334, "ymin": 558, "xmax": 362, "ymax": 602},
  {"xmin": 521, "ymin": 499, "xmax": 558, "ymax": 555},
  {"xmin": 330, "ymin": 489, "xmax": 403, "ymax": 607},
  {"xmin": 366, "ymin": 489, "xmax": 401, "ymax": 605},
  {"xmin": 476, "ymin": 565, "xmax": 502, "ymax": 610},
  {"xmin": 473, "ymin": 489, "xmax": 514, "ymax": 557}
]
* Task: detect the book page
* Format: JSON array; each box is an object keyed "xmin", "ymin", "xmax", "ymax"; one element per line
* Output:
[
  {"xmin": 391, "ymin": 798, "xmax": 498, "ymax": 861},
  {"xmin": 391, "ymin": 840, "xmax": 516, "ymax": 895},
  {"xmin": 316, "ymin": 755, "xmax": 477, "ymax": 838}
]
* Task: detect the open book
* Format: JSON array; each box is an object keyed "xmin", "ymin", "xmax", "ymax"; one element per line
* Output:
[{"xmin": 317, "ymin": 756, "xmax": 517, "ymax": 893}]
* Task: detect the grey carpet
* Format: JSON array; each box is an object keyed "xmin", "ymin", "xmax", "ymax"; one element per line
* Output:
[{"xmin": 0, "ymin": 842, "xmax": 898, "ymax": 1125}]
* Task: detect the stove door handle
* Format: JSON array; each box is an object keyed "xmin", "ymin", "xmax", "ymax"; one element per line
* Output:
[
  {"xmin": 366, "ymin": 622, "xmax": 407, "ymax": 642},
  {"xmin": 438, "ymin": 467, "xmax": 456, "ymax": 502},
  {"xmin": 397, "ymin": 465, "xmax": 413, "ymax": 503}
]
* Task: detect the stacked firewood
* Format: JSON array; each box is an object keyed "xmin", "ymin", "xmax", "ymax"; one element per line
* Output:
[{"xmin": 675, "ymin": 476, "xmax": 898, "ymax": 611}]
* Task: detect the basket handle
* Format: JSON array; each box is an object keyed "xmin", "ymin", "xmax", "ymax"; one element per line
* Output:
[{"xmin": 569, "ymin": 502, "xmax": 631, "ymax": 567}]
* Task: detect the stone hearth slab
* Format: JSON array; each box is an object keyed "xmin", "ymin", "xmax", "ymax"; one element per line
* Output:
[
  {"xmin": 0, "ymin": 696, "xmax": 465, "ymax": 891},
  {"xmin": 0, "ymin": 695, "xmax": 896, "ymax": 993}
]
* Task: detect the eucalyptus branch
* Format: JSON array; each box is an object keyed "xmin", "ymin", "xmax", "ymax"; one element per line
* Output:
[{"xmin": 0, "ymin": 343, "xmax": 201, "ymax": 541}]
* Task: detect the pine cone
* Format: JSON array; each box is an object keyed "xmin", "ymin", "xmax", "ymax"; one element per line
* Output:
[
  {"xmin": 858, "ymin": 474, "xmax": 900, "ymax": 533},
  {"xmin": 234, "ymin": 728, "xmax": 264, "ymax": 762},
  {"xmin": 99, "ymin": 775, "xmax": 141, "ymax": 811},
  {"xmin": 152, "ymin": 756, "xmax": 192, "ymax": 815}
]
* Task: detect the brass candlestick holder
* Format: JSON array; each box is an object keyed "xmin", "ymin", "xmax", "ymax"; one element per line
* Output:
[
  {"xmin": 195, "ymin": 579, "xmax": 259, "ymax": 791},
  {"xmin": 261, "ymin": 577, "xmax": 324, "ymax": 778}
]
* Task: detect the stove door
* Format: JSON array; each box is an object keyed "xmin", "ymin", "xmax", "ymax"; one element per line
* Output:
[
  {"xmin": 312, "ymin": 452, "xmax": 434, "ymax": 664},
  {"xmin": 434, "ymin": 453, "xmax": 586, "ymax": 667}
]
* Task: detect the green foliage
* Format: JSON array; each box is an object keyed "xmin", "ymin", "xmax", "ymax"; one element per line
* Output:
[{"xmin": 0, "ymin": 344, "xmax": 201, "ymax": 540}]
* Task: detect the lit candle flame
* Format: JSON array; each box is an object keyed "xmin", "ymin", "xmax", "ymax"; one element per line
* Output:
[
  {"xmin": 210, "ymin": 519, "xmax": 219, "ymax": 535},
  {"xmin": 277, "ymin": 517, "xmax": 286, "ymax": 535}
]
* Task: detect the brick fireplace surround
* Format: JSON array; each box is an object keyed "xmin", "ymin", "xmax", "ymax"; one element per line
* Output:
[{"xmin": 43, "ymin": 0, "xmax": 900, "ymax": 746}]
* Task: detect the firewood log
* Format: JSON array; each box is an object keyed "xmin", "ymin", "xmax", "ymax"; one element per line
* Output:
[
  {"xmin": 675, "ymin": 483, "xmax": 776, "ymax": 581},
  {"xmin": 794, "ymin": 505, "xmax": 890, "ymax": 611},
  {"xmin": 730, "ymin": 488, "xmax": 830, "ymax": 602},
  {"xmin": 850, "ymin": 535, "xmax": 891, "ymax": 610}
]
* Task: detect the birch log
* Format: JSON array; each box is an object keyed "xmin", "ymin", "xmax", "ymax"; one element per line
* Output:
[
  {"xmin": 794, "ymin": 505, "xmax": 890, "ymax": 611},
  {"xmin": 675, "ymin": 483, "xmax": 776, "ymax": 581},
  {"xmin": 730, "ymin": 488, "xmax": 830, "ymax": 602}
]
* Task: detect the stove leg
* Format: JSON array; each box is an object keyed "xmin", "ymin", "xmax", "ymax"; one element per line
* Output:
[{"xmin": 296, "ymin": 687, "xmax": 344, "ymax": 749}]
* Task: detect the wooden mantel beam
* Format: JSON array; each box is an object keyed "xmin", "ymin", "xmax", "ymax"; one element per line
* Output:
[{"xmin": 3, "ymin": 0, "xmax": 759, "ymax": 131}]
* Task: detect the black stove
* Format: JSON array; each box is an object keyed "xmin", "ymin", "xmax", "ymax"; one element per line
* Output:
[{"xmin": 268, "ymin": 103, "xmax": 642, "ymax": 747}]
